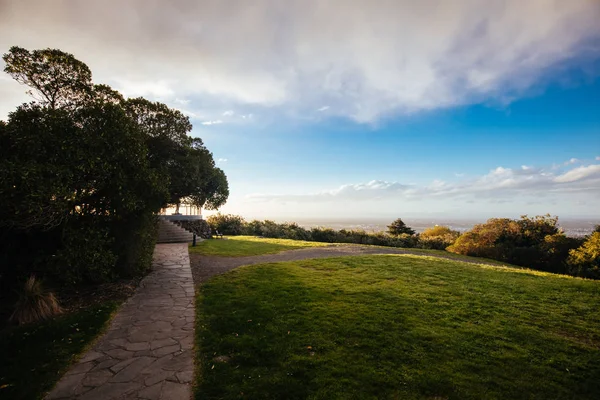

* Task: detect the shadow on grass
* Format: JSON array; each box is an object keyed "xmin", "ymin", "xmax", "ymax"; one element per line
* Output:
[{"xmin": 0, "ymin": 301, "xmax": 120, "ymax": 400}]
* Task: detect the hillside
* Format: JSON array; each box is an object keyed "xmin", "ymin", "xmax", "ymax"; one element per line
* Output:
[{"xmin": 192, "ymin": 243, "xmax": 600, "ymax": 399}]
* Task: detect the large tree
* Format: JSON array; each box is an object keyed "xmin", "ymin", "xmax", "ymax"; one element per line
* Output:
[{"xmin": 0, "ymin": 45, "xmax": 228, "ymax": 287}]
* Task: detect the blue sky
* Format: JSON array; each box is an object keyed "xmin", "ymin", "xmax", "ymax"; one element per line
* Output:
[
  {"xmin": 1, "ymin": 0, "xmax": 599, "ymax": 220},
  {"xmin": 198, "ymin": 78, "xmax": 600, "ymax": 219}
]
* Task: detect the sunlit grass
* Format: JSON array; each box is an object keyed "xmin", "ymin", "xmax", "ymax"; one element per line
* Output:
[
  {"xmin": 195, "ymin": 254, "xmax": 600, "ymax": 400},
  {"xmin": 189, "ymin": 236, "xmax": 332, "ymax": 257}
]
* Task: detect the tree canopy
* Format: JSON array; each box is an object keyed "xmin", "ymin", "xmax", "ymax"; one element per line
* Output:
[{"xmin": 0, "ymin": 46, "xmax": 229, "ymax": 288}]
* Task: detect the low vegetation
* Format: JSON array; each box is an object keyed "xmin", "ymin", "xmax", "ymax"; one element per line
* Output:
[
  {"xmin": 195, "ymin": 255, "xmax": 600, "ymax": 399},
  {"xmin": 567, "ymin": 232, "xmax": 600, "ymax": 279},
  {"xmin": 189, "ymin": 236, "xmax": 331, "ymax": 257},
  {"xmin": 10, "ymin": 276, "xmax": 62, "ymax": 325},
  {"xmin": 206, "ymin": 213, "xmax": 599, "ymax": 279},
  {"xmin": 0, "ymin": 301, "xmax": 120, "ymax": 400}
]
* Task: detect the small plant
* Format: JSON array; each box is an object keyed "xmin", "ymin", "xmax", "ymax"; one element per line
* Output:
[{"xmin": 9, "ymin": 275, "xmax": 62, "ymax": 325}]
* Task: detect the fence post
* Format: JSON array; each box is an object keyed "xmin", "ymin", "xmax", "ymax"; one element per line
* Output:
[{"xmin": 193, "ymin": 234, "xmax": 196, "ymax": 247}]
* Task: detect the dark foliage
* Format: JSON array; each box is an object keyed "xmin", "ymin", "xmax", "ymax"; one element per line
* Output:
[
  {"xmin": 0, "ymin": 46, "xmax": 229, "ymax": 303},
  {"xmin": 387, "ymin": 218, "xmax": 416, "ymax": 235},
  {"xmin": 206, "ymin": 214, "xmax": 246, "ymax": 236},
  {"xmin": 174, "ymin": 219, "xmax": 212, "ymax": 239}
]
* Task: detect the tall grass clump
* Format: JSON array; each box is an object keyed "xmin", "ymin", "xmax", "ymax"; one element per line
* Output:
[{"xmin": 9, "ymin": 276, "xmax": 62, "ymax": 325}]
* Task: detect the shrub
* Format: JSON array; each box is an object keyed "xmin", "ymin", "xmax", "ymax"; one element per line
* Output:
[
  {"xmin": 568, "ymin": 232, "xmax": 600, "ymax": 279},
  {"xmin": 175, "ymin": 219, "xmax": 212, "ymax": 239},
  {"xmin": 112, "ymin": 212, "xmax": 158, "ymax": 278},
  {"xmin": 310, "ymin": 227, "xmax": 342, "ymax": 243},
  {"xmin": 10, "ymin": 276, "xmax": 62, "ymax": 325},
  {"xmin": 206, "ymin": 213, "xmax": 246, "ymax": 235},
  {"xmin": 418, "ymin": 226, "xmax": 461, "ymax": 250},
  {"xmin": 50, "ymin": 222, "xmax": 118, "ymax": 285},
  {"xmin": 243, "ymin": 220, "xmax": 265, "ymax": 236},
  {"xmin": 447, "ymin": 215, "xmax": 581, "ymax": 274}
]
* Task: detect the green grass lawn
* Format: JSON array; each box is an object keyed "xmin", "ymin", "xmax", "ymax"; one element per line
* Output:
[
  {"xmin": 195, "ymin": 254, "xmax": 600, "ymax": 400},
  {"xmin": 0, "ymin": 301, "xmax": 120, "ymax": 400},
  {"xmin": 189, "ymin": 236, "xmax": 332, "ymax": 257}
]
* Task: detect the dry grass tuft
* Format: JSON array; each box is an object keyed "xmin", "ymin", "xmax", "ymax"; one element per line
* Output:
[{"xmin": 9, "ymin": 275, "xmax": 62, "ymax": 325}]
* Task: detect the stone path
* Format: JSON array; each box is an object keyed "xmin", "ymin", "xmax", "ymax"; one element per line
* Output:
[{"xmin": 46, "ymin": 243, "xmax": 195, "ymax": 400}]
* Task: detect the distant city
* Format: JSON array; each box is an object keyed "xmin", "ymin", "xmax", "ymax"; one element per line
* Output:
[{"xmin": 290, "ymin": 217, "xmax": 600, "ymax": 237}]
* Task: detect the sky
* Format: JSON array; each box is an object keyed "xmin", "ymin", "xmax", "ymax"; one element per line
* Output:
[{"xmin": 1, "ymin": 0, "xmax": 599, "ymax": 221}]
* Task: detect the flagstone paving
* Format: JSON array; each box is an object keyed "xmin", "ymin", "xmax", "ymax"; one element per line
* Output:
[{"xmin": 46, "ymin": 243, "xmax": 195, "ymax": 400}]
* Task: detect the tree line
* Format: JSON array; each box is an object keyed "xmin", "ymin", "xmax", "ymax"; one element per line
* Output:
[{"xmin": 0, "ymin": 46, "xmax": 229, "ymax": 294}]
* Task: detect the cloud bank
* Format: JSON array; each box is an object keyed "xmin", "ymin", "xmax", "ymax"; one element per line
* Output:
[
  {"xmin": 1, "ymin": 0, "xmax": 599, "ymax": 122},
  {"xmin": 247, "ymin": 161, "xmax": 600, "ymax": 203}
]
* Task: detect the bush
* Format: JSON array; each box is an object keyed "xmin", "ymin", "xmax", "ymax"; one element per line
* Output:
[
  {"xmin": 50, "ymin": 222, "xmax": 118, "ymax": 285},
  {"xmin": 174, "ymin": 219, "xmax": 212, "ymax": 239},
  {"xmin": 447, "ymin": 215, "xmax": 582, "ymax": 275},
  {"xmin": 206, "ymin": 213, "xmax": 246, "ymax": 235},
  {"xmin": 418, "ymin": 226, "xmax": 461, "ymax": 250},
  {"xmin": 112, "ymin": 212, "xmax": 158, "ymax": 278},
  {"xmin": 568, "ymin": 232, "xmax": 600, "ymax": 279}
]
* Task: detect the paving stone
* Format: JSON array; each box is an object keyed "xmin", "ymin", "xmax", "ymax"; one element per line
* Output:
[
  {"xmin": 144, "ymin": 370, "xmax": 176, "ymax": 387},
  {"xmin": 160, "ymin": 381, "xmax": 191, "ymax": 399},
  {"xmin": 45, "ymin": 373, "xmax": 87, "ymax": 399},
  {"xmin": 176, "ymin": 370, "xmax": 194, "ymax": 383},
  {"xmin": 150, "ymin": 338, "xmax": 177, "ymax": 350},
  {"xmin": 92, "ymin": 358, "xmax": 121, "ymax": 371},
  {"xmin": 105, "ymin": 348, "xmax": 135, "ymax": 360},
  {"xmin": 66, "ymin": 361, "xmax": 95, "ymax": 375},
  {"xmin": 138, "ymin": 382, "xmax": 163, "ymax": 400},
  {"xmin": 82, "ymin": 369, "xmax": 113, "ymax": 387},
  {"xmin": 79, "ymin": 351, "xmax": 104, "ymax": 363},
  {"xmin": 110, "ymin": 357, "xmax": 156, "ymax": 383},
  {"xmin": 153, "ymin": 344, "xmax": 181, "ymax": 357},
  {"xmin": 45, "ymin": 244, "xmax": 194, "ymax": 400},
  {"xmin": 125, "ymin": 342, "xmax": 150, "ymax": 351},
  {"xmin": 162, "ymin": 351, "xmax": 193, "ymax": 372},
  {"xmin": 78, "ymin": 381, "xmax": 142, "ymax": 400},
  {"xmin": 109, "ymin": 358, "xmax": 137, "ymax": 374}
]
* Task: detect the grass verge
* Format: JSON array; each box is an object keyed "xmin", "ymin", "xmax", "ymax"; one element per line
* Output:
[
  {"xmin": 0, "ymin": 301, "xmax": 120, "ymax": 400},
  {"xmin": 189, "ymin": 236, "xmax": 332, "ymax": 257},
  {"xmin": 195, "ymin": 254, "xmax": 600, "ymax": 400}
]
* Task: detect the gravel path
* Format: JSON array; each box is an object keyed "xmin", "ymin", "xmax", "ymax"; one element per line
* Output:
[{"xmin": 190, "ymin": 244, "xmax": 497, "ymax": 284}]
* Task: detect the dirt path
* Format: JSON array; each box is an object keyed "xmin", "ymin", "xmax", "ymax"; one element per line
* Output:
[{"xmin": 190, "ymin": 244, "xmax": 498, "ymax": 284}]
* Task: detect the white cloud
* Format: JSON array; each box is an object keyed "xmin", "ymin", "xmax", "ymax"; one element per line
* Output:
[
  {"xmin": 1, "ymin": 0, "xmax": 598, "ymax": 122},
  {"xmin": 554, "ymin": 164, "xmax": 600, "ymax": 183},
  {"xmin": 201, "ymin": 120, "xmax": 223, "ymax": 126},
  {"xmin": 248, "ymin": 162, "xmax": 600, "ymax": 203},
  {"xmin": 596, "ymin": 156, "xmax": 600, "ymax": 161},
  {"xmin": 564, "ymin": 158, "xmax": 581, "ymax": 165},
  {"xmin": 217, "ymin": 158, "xmax": 228, "ymax": 163},
  {"xmin": 222, "ymin": 110, "xmax": 234, "ymax": 116},
  {"xmin": 174, "ymin": 98, "xmax": 190, "ymax": 105},
  {"xmin": 317, "ymin": 106, "xmax": 330, "ymax": 112}
]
